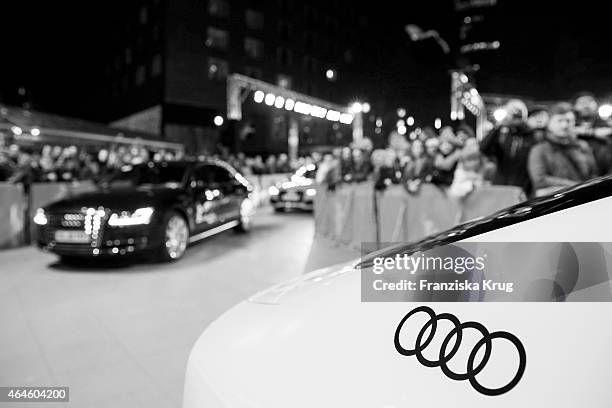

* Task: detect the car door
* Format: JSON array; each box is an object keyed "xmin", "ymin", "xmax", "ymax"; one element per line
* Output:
[
  {"xmin": 208, "ymin": 164, "xmax": 242, "ymax": 222},
  {"xmin": 190, "ymin": 164, "xmax": 224, "ymax": 233}
]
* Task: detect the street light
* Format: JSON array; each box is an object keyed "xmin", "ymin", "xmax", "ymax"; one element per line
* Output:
[
  {"xmin": 350, "ymin": 102, "xmax": 363, "ymax": 114},
  {"xmin": 284, "ymin": 98, "xmax": 295, "ymax": 111},
  {"xmin": 493, "ymin": 108, "xmax": 507, "ymax": 123},
  {"xmin": 405, "ymin": 24, "xmax": 450, "ymax": 54},
  {"xmin": 274, "ymin": 96, "xmax": 285, "ymax": 109},
  {"xmin": 253, "ymin": 90, "xmax": 265, "ymax": 103},
  {"xmin": 213, "ymin": 116, "xmax": 224, "ymax": 126},
  {"xmin": 325, "ymin": 69, "xmax": 337, "ymax": 81},
  {"xmin": 264, "ymin": 93, "xmax": 276, "ymax": 106}
]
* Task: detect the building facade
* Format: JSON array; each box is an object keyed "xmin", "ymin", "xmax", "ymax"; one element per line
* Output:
[{"xmin": 105, "ymin": 0, "xmax": 376, "ymax": 156}]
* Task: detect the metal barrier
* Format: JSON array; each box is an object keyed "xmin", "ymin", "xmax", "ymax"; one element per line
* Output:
[
  {"xmin": 0, "ymin": 182, "xmax": 98, "ymax": 249},
  {"xmin": 314, "ymin": 182, "xmax": 524, "ymax": 251},
  {"xmin": 0, "ymin": 183, "xmax": 26, "ymax": 249}
]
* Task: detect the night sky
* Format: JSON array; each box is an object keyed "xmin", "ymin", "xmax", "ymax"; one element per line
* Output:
[{"xmin": 2, "ymin": 1, "xmax": 611, "ymax": 124}]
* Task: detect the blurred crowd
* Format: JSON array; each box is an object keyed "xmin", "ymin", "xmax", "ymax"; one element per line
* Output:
[
  {"xmin": 0, "ymin": 142, "xmax": 183, "ymax": 184},
  {"xmin": 222, "ymin": 152, "xmax": 318, "ymax": 176},
  {"xmin": 2, "ymin": 92, "xmax": 611, "ymax": 200},
  {"xmin": 316, "ymin": 92, "xmax": 612, "ymax": 198},
  {"xmin": 0, "ymin": 139, "xmax": 315, "ymax": 185}
]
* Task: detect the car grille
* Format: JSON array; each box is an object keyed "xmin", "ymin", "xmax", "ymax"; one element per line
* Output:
[
  {"xmin": 39, "ymin": 208, "xmax": 151, "ymax": 255},
  {"xmin": 42, "ymin": 208, "xmax": 109, "ymax": 247},
  {"xmin": 279, "ymin": 190, "xmax": 304, "ymax": 201}
]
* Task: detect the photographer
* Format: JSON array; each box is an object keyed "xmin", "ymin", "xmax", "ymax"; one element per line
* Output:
[
  {"xmin": 480, "ymin": 99, "xmax": 536, "ymax": 194},
  {"xmin": 573, "ymin": 92, "xmax": 612, "ymax": 175}
]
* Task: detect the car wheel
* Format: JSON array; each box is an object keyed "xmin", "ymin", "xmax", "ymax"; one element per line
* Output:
[
  {"xmin": 234, "ymin": 198, "xmax": 254, "ymax": 233},
  {"xmin": 160, "ymin": 211, "xmax": 189, "ymax": 261}
]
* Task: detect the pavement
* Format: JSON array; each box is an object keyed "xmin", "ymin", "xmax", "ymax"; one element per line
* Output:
[{"xmin": 0, "ymin": 209, "xmax": 356, "ymax": 408}]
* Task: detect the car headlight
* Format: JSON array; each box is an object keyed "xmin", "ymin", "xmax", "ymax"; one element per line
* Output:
[
  {"xmin": 268, "ymin": 186, "xmax": 279, "ymax": 196},
  {"xmin": 33, "ymin": 208, "xmax": 47, "ymax": 225},
  {"xmin": 305, "ymin": 188, "xmax": 317, "ymax": 197},
  {"xmin": 108, "ymin": 207, "xmax": 154, "ymax": 226}
]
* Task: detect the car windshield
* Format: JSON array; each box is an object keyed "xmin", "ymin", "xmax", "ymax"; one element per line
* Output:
[
  {"xmin": 103, "ymin": 162, "xmax": 188, "ymax": 188},
  {"xmin": 294, "ymin": 164, "xmax": 317, "ymax": 179}
]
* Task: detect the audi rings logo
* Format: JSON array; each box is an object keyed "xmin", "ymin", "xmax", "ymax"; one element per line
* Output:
[{"xmin": 394, "ymin": 306, "xmax": 526, "ymax": 396}]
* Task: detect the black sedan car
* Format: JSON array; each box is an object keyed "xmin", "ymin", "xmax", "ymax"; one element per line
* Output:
[{"xmin": 34, "ymin": 159, "xmax": 254, "ymax": 262}]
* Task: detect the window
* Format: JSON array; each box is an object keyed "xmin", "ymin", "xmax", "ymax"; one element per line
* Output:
[
  {"xmin": 278, "ymin": 22, "xmax": 291, "ymax": 41},
  {"xmin": 194, "ymin": 165, "xmax": 217, "ymax": 187},
  {"xmin": 244, "ymin": 37, "xmax": 264, "ymax": 59},
  {"xmin": 208, "ymin": 0, "xmax": 229, "ymax": 17},
  {"xmin": 245, "ymin": 9, "xmax": 264, "ymax": 30},
  {"xmin": 139, "ymin": 6, "xmax": 148, "ymax": 24},
  {"xmin": 194, "ymin": 165, "xmax": 232, "ymax": 188},
  {"xmin": 121, "ymin": 74, "xmax": 129, "ymax": 91},
  {"xmin": 211, "ymin": 165, "xmax": 232, "ymax": 183},
  {"xmin": 278, "ymin": 0, "xmax": 291, "ymax": 14},
  {"xmin": 277, "ymin": 47, "xmax": 292, "ymax": 67},
  {"xmin": 303, "ymin": 31, "xmax": 315, "ymax": 51},
  {"xmin": 136, "ymin": 35, "xmax": 144, "ymax": 49},
  {"xmin": 152, "ymin": 24, "xmax": 161, "ymax": 42},
  {"xmin": 125, "ymin": 48, "xmax": 132, "ymax": 65},
  {"xmin": 304, "ymin": 6, "xmax": 318, "ymax": 26},
  {"xmin": 207, "ymin": 57, "xmax": 228, "ymax": 80},
  {"xmin": 135, "ymin": 65, "xmax": 146, "ymax": 86},
  {"xmin": 344, "ymin": 49, "xmax": 353, "ymax": 64},
  {"xmin": 303, "ymin": 55, "xmax": 317, "ymax": 73},
  {"xmin": 206, "ymin": 27, "xmax": 229, "ymax": 49},
  {"xmin": 151, "ymin": 54, "xmax": 162, "ymax": 77}
]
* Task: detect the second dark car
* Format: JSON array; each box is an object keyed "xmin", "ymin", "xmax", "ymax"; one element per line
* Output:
[
  {"xmin": 34, "ymin": 159, "xmax": 254, "ymax": 262},
  {"xmin": 268, "ymin": 164, "xmax": 318, "ymax": 212}
]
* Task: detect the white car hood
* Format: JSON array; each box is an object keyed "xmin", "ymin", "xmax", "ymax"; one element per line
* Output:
[
  {"xmin": 184, "ymin": 196, "xmax": 612, "ymax": 408},
  {"xmin": 184, "ymin": 265, "xmax": 612, "ymax": 407}
]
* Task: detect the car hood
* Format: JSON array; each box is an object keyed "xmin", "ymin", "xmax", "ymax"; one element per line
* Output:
[
  {"xmin": 44, "ymin": 186, "xmax": 181, "ymax": 212},
  {"xmin": 248, "ymin": 260, "xmax": 357, "ymax": 305},
  {"xmin": 184, "ymin": 262, "xmax": 612, "ymax": 408}
]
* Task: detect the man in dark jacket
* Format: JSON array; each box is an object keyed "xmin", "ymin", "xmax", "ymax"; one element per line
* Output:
[
  {"xmin": 573, "ymin": 92, "xmax": 612, "ymax": 175},
  {"xmin": 480, "ymin": 99, "xmax": 537, "ymax": 194},
  {"xmin": 528, "ymin": 102, "xmax": 597, "ymax": 196},
  {"xmin": 350, "ymin": 148, "xmax": 371, "ymax": 182},
  {"xmin": 0, "ymin": 152, "xmax": 14, "ymax": 181}
]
